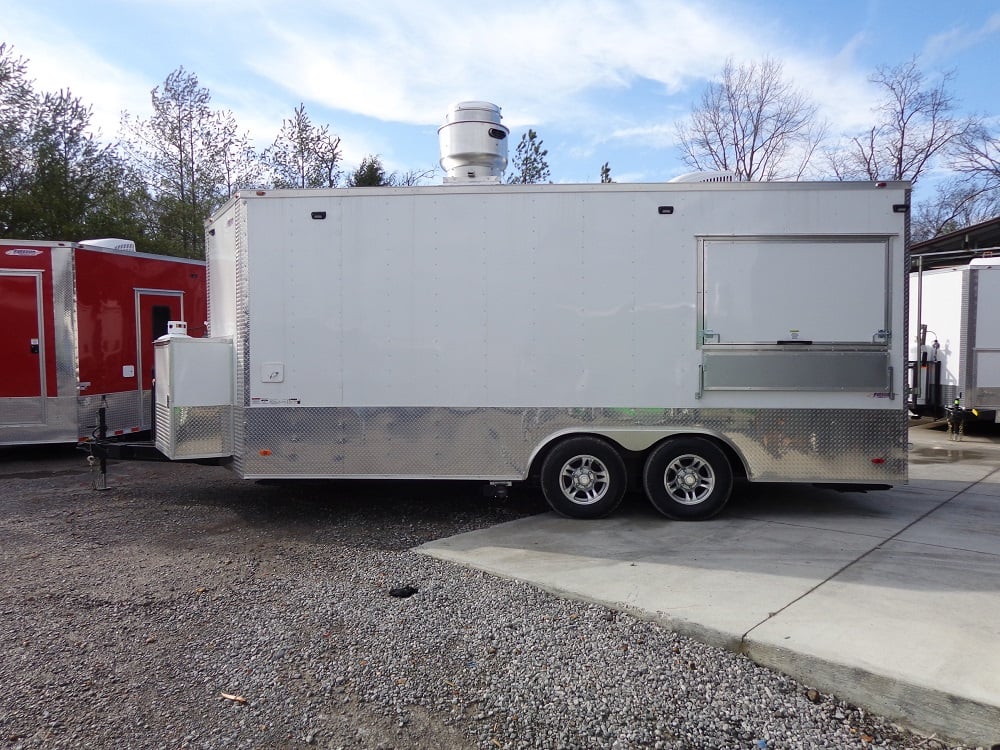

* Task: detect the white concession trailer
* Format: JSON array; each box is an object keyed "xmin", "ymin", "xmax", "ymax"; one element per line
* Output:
[
  {"xmin": 103, "ymin": 103, "xmax": 911, "ymax": 520},
  {"xmin": 909, "ymin": 257, "xmax": 1000, "ymax": 425}
]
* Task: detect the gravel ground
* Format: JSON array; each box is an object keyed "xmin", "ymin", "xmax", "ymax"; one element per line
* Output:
[{"xmin": 0, "ymin": 444, "xmax": 983, "ymax": 750}]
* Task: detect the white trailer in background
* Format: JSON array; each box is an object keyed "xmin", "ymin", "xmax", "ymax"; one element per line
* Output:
[
  {"xmin": 100, "ymin": 102, "xmax": 911, "ymax": 520},
  {"xmin": 909, "ymin": 256, "xmax": 1000, "ymax": 425}
]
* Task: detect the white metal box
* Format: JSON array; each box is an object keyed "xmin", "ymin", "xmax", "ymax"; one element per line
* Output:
[{"xmin": 154, "ymin": 335, "xmax": 234, "ymax": 459}]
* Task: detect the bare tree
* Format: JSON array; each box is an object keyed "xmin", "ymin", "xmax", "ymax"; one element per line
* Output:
[
  {"xmin": 394, "ymin": 168, "xmax": 436, "ymax": 186},
  {"xmin": 215, "ymin": 110, "xmax": 264, "ymax": 199},
  {"xmin": 600, "ymin": 162, "xmax": 612, "ymax": 183},
  {"xmin": 675, "ymin": 57, "xmax": 825, "ymax": 181},
  {"xmin": 829, "ymin": 58, "xmax": 975, "ymax": 185},
  {"xmin": 949, "ymin": 122, "xmax": 1000, "ymax": 198},
  {"xmin": 911, "ymin": 176, "xmax": 1000, "ymax": 241},
  {"xmin": 267, "ymin": 103, "xmax": 341, "ymax": 189}
]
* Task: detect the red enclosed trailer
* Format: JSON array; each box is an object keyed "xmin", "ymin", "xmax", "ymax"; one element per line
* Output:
[{"xmin": 0, "ymin": 239, "xmax": 207, "ymax": 445}]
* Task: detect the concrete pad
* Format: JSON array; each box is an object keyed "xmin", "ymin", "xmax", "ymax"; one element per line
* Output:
[
  {"xmin": 417, "ymin": 485, "xmax": 959, "ymax": 652},
  {"xmin": 744, "ymin": 539, "xmax": 1000, "ymax": 745},
  {"xmin": 418, "ymin": 457, "xmax": 1000, "ymax": 745},
  {"xmin": 897, "ymin": 490, "xmax": 1000, "ymax": 556},
  {"xmin": 729, "ymin": 482, "xmax": 947, "ymax": 537},
  {"xmin": 421, "ymin": 506, "xmax": 890, "ymax": 650}
]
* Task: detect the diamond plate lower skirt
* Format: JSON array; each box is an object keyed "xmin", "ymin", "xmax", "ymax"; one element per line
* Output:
[{"xmin": 217, "ymin": 406, "xmax": 907, "ymax": 484}]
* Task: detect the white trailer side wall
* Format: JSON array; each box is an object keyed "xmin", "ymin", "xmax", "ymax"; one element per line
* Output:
[
  {"xmin": 237, "ymin": 184, "xmax": 904, "ymax": 411},
  {"xmin": 197, "ymin": 181, "xmax": 908, "ymax": 482}
]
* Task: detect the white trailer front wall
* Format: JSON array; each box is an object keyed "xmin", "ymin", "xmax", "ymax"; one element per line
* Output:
[
  {"xmin": 202, "ymin": 182, "xmax": 908, "ymax": 481},
  {"xmin": 206, "ymin": 206, "xmax": 238, "ymax": 338},
  {"xmin": 909, "ymin": 268, "xmax": 964, "ymax": 404}
]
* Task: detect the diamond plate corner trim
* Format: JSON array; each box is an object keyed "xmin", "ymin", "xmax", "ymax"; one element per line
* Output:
[
  {"xmin": 50, "ymin": 246, "xmax": 80, "ymax": 398},
  {"xmin": 233, "ymin": 198, "xmax": 249, "ymax": 474},
  {"xmin": 961, "ymin": 268, "xmax": 975, "ymax": 399}
]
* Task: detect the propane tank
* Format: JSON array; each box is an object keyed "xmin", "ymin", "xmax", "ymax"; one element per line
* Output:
[{"xmin": 156, "ymin": 320, "xmax": 189, "ymax": 342}]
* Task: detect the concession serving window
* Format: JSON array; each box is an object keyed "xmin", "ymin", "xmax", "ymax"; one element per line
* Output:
[{"xmin": 697, "ymin": 236, "xmax": 895, "ymax": 393}]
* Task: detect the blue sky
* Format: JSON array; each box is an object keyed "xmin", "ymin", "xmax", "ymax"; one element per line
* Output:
[{"xmin": 3, "ymin": 0, "xmax": 999, "ymax": 194}]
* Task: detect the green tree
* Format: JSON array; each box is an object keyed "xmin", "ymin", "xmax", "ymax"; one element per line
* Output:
[
  {"xmin": 12, "ymin": 90, "xmax": 123, "ymax": 238},
  {"xmin": 347, "ymin": 155, "xmax": 393, "ymax": 186},
  {"xmin": 506, "ymin": 129, "xmax": 550, "ymax": 184},
  {"xmin": 120, "ymin": 67, "xmax": 231, "ymax": 258},
  {"xmin": 0, "ymin": 44, "xmax": 34, "ymax": 234},
  {"xmin": 676, "ymin": 57, "xmax": 825, "ymax": 181},
  {"xmin": 268, "ymin": 103, "xmax": 341, "ymax": 188},
  {"xmin": 600, "ymin": 162, "xmax": 612, "ymax": 183},
  {"xmin": 0, "ymin": 46, "xmax": 152, "ymax": 243}
]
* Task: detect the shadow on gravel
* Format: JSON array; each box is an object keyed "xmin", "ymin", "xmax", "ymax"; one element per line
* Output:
[
  {"xmin": 100, "ymin": 463, "xmax": 553, "ymax": 552},
  {"xmin": 0, "ymin": 443, "xmax": 550, "ymax": 553},
  {"xmin": 0, "ymin": 442, "xmax": 85, "ymax": 466}
]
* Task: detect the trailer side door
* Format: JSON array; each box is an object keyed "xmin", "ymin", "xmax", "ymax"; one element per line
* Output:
[
  {"xmin": 0, "ymin": 272, "xmax": 46, "ymax": 423},
  {"xmin": 136, "ymin": 290, "xmax": 183, "ymax": 390}
]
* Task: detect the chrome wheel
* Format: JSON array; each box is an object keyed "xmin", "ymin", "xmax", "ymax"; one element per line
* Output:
[
  {"xmin": 558, "ymin": 454, "xmax": 611, "ymax": 506},
  {"xmin": 540, "ymin": 437, "xmax": 627, "ymax": 519},
  {"xmin": 643, "ymin": 438, "xmax": 734, "ymax": 520},
  {"xmin": 663, "ymin": 454, "xmax": 716, "ymax": 505}
]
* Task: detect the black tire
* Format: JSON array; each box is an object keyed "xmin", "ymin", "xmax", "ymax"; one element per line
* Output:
[
  {"xmin": 539, "ymin": 436, "xmax": 627, "ymax": 519},
  {"xmin": 642, "ymin": 437, "xmax": 733, "ymax": 520}
]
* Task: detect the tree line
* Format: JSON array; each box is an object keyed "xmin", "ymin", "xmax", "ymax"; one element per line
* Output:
[
  {"xmin": 673, "ymin": 57, "xmax": 1000, "ymax": 240},
  {"xmin": 2, "ymin": 42, "xmax": 998, "ymax": 258},
  {"xmin": 0, "ymin": 48, "xmax": 438, "ymax": 258}
]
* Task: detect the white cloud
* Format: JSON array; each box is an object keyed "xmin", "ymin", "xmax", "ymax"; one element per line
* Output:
[
  {"xmin": 7, "ymin": 0, "xmax": 990, "ymax": 182},
  {"xmin": 243, "ymin": 0, "xmax": 761, "ymax": 129},
  {"xmin": 922, "ymin": 12, "xmax": 1000, "ymax": 62},
  {"xmin": 3, "ymin": 6, "xmax": 155, "ymax": 139}
]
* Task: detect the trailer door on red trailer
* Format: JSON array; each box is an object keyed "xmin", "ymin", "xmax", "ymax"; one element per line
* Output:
[
  {"xmin": 0, "ymin": 272, "xmax": 46, "ymax": 421},
  {"xmin": 136, "ymin": 290, "xmax": 183, "ymax": 390}
]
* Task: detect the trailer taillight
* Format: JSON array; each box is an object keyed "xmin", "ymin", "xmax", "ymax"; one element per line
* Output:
[
  {"xmin": 871, "ymin": 457, "xmax": 886, "ymax": 465},
  {"xmin": 259, "ymin": 449, "xmax": 272, "ymax": 456}
]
